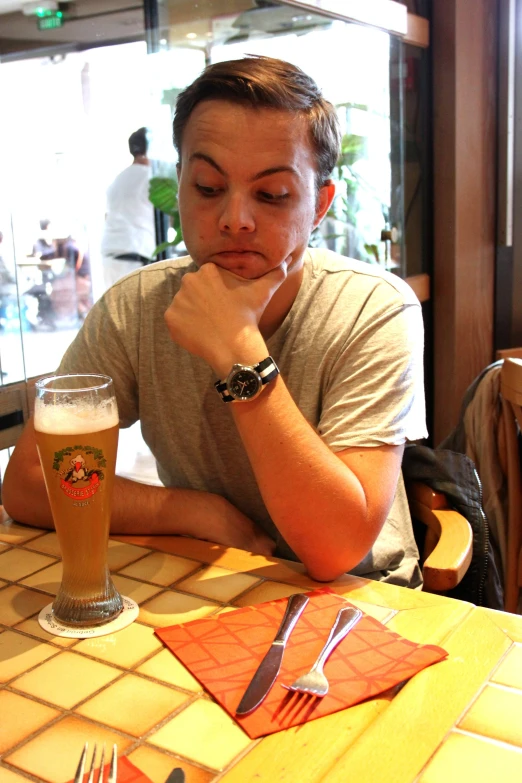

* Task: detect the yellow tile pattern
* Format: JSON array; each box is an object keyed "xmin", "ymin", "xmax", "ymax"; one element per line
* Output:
[
  {"xmin": 491, "ymin": 643, "xmax": 522, "ymax": 689},
  {"xmin": 135, "ymin": 648, "xmax": 203, "ymax": 692},
  {"xmin": 458, "ymin": 684, "xmax": 522, "ymax": 747},
  {"xmin": 11, "ymin": 651, "xmax": 122, "ymax": 708},
  {"xmin": 418, "ymin": 731, "xmax": 522, "ymax": 783},
  {"xmin": 0, "ymin": 520, "xmax": 43, "ymax": 545},
  {"xmin": 0, "ymin": 767, "xmax": 32, "ymax": 783},
  {"xmin": 111, "ymin": 573, "xmax": 162, "ymax": 604},
  {"xmin": 73, "ymin": 621, "xmax": 162, "ymax": 667},
  {"xmin": 0, "ymin": 691, "xmax": 59, "ymax": 754},
  {"xmin": 120, "ymin": 551, "xmax": 201, "ymax": 585},
  {"xmin": 176, "ymin": 565, "xmax": 261, "ymax": 602},
  {"xmin": 0, "ymin": 630, "xmax": 58, "ymax": 682},
  {"xmin": 24, "ymin": 531, "xmax": 61, "ymax": 557},
  {"xmin": 3, "ymin": 714, "xmax": 133, "ymax": 783},
  {"xmin": 0, "ymin": 548, "xmax": 57, "ymax": 581},
  {"xmin": 127, "ymin": 745, "xmax": 214, "ymax": 783},
  {"xmin": 2, "ymin": 526, "xmax": 522, "ymax": 783},
  {"xmin": 12, "ymin": 617, "xmax": 78, "ymax": 647},
  {"xmin": 138, "ymin": 590, "xmax": 220, "ymax": 627},
  {"xmin": 232, "ymin": 581, "xmax": 309, "ymax": 606},
  {"xmin": 148, "ymin": 699, "xmax": 251, "ymax": 770},
  {"xmin": 18, "ymin": 561, "xmax": 62, "ymax": 594},
  {"xmin": 76, "ymin": 673, "xmax": 189, "ymax": 736},
  {"xmin": 0, "ymin": 585, "xmax": 50, "ymax": 626}
]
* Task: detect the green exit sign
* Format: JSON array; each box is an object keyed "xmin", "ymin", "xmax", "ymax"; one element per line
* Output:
[{"xmin": 37, "ymin": 12, "xmax": 64, "ymax": 30}]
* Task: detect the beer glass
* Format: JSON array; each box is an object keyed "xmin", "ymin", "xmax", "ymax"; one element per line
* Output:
[{"xmin": 34, "ymin": 374, "xmax": 123, "ymax": 627}]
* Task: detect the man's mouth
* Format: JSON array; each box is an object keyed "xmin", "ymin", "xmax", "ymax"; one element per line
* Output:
[{"xmin": 216, "ymin": 249, "xmax": 259, "ymax": 256}]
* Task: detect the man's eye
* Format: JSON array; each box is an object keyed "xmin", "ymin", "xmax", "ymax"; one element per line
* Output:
[
  {"xmin": 259, "ymin": 191, "xmax": 289, "ymax": 202},
  {"xmin": 196, "ymin": 184, "xmax": 220, "ymax": 196}
]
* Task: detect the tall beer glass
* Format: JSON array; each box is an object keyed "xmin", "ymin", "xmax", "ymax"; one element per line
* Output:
[{"xmin": 34, "ymin": 374, "xmax": 123, "ymax": 627}]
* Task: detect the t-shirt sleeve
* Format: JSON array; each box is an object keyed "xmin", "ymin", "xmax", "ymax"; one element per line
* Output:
[
  {"xmin": 57, "ymin": 286, "xmax": 140, "ymax": 428},
  {"xmin": 318, "ymin": 291, "xmax": 427, "ymax": 450}
]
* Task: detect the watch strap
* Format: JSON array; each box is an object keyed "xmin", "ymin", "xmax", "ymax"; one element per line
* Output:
[{"xmin": 215, "ymin": 356, "xmax": 279, "ymax": 402}]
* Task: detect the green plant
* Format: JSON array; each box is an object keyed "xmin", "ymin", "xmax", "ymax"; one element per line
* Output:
[{"xmin": 148, "ymin": 176, "xmax": 182, "ymax": 257}]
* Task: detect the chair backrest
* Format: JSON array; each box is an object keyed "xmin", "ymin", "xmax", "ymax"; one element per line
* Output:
[
  {"xmin": 499, "ymin": 357, "xmax": 522, "ymax": 612},
  {"xmin": 406, "ymin": 481, "xmax": 473, "ymax": 593},
  {"xmin": 0, "ymin": 376, "xmax": 40, "ymax": 502},
  {"xmin": 0, "ymin": 380, "xmax": 30, "ymax": 451}
]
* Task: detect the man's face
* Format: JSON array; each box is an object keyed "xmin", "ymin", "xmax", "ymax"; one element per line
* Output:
[{"xmin": 177, "ymin": 100, "xmax": 333, "ymax": 280}]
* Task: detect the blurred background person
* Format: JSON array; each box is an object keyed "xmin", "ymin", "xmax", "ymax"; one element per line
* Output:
[
  {"xmin": 32, "ymin": 218, "xmax": 58, "ymax": 261},
  {"xmin": 101, "ymin": 126, "xmax": 155, "ymax": 288},
  {"xmin": 23, "ymin": 218, "xmax": 63, "ymax": 331},
  {"xmin": 63, "ymin": 233, "xmax": 93, "ymax": 321}
]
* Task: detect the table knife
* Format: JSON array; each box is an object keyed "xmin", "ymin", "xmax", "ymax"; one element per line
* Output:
[
  {"xmin": 235, "ymin": 592, "xmax": 309, "ymax": 715},
  {"xmin": 164, "ymin": 767, "xmax": 185, "ymax": 783}
]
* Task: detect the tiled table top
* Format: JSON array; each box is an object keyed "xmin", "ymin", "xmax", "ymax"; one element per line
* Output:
[{"xmin": 1, "ymin": 513, "xmax": 522, "ymax": 783}]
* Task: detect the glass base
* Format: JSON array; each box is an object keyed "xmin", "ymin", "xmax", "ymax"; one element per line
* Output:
[{"xmin": 52, "ymin": 581, "xmax": 123, "ymax": 627}]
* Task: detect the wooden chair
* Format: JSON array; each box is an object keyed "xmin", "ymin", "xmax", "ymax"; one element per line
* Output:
[
  {"xmin": 0, "ymin": 376, "xmax": 39, "ymax": 502},
  {"xmin": 406, "ymin": 481, "xmax": 473, "ymax": 593},
  {"xmin": 499, "ymin": 357, "xmax": 522, "ymax": 612}
]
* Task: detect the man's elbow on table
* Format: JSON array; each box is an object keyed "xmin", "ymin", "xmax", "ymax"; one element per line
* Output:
[{"xmin": 300, "ymin": 543, "xmax": 370, "ymax": 583}]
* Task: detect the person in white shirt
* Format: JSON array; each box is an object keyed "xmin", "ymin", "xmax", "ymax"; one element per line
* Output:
[{"xmin": 101, "ymin": 127, "xmax": 156, "ymax": 288}]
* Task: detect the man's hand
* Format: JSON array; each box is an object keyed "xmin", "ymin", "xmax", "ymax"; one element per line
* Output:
[
  {"xmin": 164, "ymin": 262, "xmax": 286, "ymax": 373},
  {"xmin": 184, "ymin": 492, "xmax": 276, "ymax": 556}
]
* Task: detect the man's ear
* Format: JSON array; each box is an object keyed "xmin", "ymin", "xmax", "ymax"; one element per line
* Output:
[
  {"xmin": 313, "ymin": 180, "xmax": 336, "ymax": 228},
  {"xmin": 176, "ymin": 162, "xmax": 181, "ymax": 180}
]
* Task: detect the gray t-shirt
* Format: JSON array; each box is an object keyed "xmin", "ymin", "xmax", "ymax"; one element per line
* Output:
[{"xmin": 59, "ymin": 248, "xmax": 428, "ymax": 586}]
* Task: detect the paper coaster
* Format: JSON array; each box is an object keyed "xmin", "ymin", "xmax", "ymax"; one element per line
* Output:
[{"xmin": 38, "ymin": 595, "xmax": 139, "ymax": 638}]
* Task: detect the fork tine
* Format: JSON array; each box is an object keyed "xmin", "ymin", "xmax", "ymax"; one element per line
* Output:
[
  {"xmin": 86, "ymin": 743, "xmax": 98, "ymax": 783},
  {"xmin": 95, "ymin": 744, "xmax": 105, "ymax": 783},
  {"xmin": 108, "ymin": 744, "xmax": 118, "ymax": 783},
  {"xmin": 74, "ymin": 742, "xmax": 88, "ymax": 783}
]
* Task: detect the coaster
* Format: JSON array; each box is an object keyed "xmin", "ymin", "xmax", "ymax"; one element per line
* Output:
[{"xmin": 38, "ymin": 595, "xmax": 139, "ymax": 638}]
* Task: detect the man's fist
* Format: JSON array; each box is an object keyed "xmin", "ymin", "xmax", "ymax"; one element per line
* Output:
[{"xmin": 164, "ymin": 261, "xmax": 287, "ymax": 373}]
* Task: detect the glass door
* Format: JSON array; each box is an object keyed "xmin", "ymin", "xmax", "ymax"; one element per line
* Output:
[{"xmin": 0, "ymin": 1, "xmax": 151, "ymax": 386}]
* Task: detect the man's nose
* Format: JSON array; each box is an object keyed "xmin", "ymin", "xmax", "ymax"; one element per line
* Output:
[{"xmin": 218, "ymin": 193, "xmax": 255, "ymax": 233}]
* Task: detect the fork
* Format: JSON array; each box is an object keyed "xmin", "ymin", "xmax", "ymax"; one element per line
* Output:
[
  {"xmin": 282, "ymin": 606, "xmax": 363, "ymax": 697},
  {"xmin": 74, "ymin": 742, "xmax": 118, "ymax": 783}
]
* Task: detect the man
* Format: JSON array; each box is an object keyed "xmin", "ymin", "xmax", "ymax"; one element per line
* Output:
[
  {"xmin": 101, "ymin": 127, "xmax": 156, "ymax": 288},
  {"xmin": 4, "ymin": 56, "xmax": 427, "ymax": 585}
]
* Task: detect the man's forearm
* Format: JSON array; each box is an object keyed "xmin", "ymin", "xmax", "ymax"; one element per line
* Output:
[
  {"xmin": 4, "ymin": 464, "xmax": 202, "ymax": 536},
  {"xmin": 230, "ymin": 376, "xmax": 397, "ymax": 581},
  {"xmin": 3, "ymin": 446, "xmax": 274, "ymax": 555}
]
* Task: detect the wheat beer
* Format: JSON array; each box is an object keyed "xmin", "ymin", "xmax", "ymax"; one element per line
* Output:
[{"xmin": 34, "ymin": 374, "xmax": 123, "ymax": 627}]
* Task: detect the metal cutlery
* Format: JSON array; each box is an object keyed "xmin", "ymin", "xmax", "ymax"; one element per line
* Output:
[
  {"xmin": 74, "ymin": 742, "xmax": 117, "ymax": 783},
  {"xmin": 282, "ymin": 606, "xmax": 363, "ymax": 697},
  {"xmin": 235, "ymin": 592, "xmax": 309, "ymax": 715},
  {"xmin": 164, "ymin": 767, "xmax": 185, "ymax": 783}
]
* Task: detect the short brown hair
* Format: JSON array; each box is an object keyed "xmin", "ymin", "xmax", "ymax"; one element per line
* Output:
[
  {"xmin": 128, "ymin": 127, "xmax": 148, "ymax": 157},
  {"xmin": 173, "ymin": 56, "xmax": 341, "ymax": 191}
]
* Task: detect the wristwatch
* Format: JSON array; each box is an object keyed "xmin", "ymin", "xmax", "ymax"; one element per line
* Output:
[{"xmin": 215, "ymin": 356, "xmax": 280, "ymax": 402}]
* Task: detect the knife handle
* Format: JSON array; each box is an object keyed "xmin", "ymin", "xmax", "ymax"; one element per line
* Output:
[{"xmin": 274, "ymin": 593, "xmax": 309, "ymax": 644}]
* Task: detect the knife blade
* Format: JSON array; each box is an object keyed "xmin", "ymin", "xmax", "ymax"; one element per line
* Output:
[
  {"xmin": 164, "ymin": 768, "xmax": 185, "ymax": 783},
  {"xmin": 235, "ymin": 592, "xmax": 309, "ymax": 715}
]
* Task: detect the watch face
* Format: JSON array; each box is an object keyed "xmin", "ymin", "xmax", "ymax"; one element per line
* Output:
[{"xmin": 227, "ymin": 367, "xmax": 262, "ymax": 400}]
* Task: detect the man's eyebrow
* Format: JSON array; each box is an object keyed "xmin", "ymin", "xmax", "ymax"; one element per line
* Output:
[
  {"xmin": 189, "ymin": 152, "xmax": 225, "ymax": 175},
  {"xmin": 251, "ymin": 166, "xmax": 298, "ymax": 181},
  {"xmin": 189, "ymin": 153, "xmax": 298, "ymax": 180}
]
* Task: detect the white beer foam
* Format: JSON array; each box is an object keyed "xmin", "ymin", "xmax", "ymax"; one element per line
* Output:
[{"xmin": 35, "ymin": 399, "xmax": 119, "ymax": 434}]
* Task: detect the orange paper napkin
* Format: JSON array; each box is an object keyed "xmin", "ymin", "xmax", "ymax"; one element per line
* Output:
[
  {"xmin": 72, "ymin": 756, "xmax": 151, "ymax": 783},
  {"xmin": 156, "ymin": 588, "xmax": 448, "ymax": 739}
]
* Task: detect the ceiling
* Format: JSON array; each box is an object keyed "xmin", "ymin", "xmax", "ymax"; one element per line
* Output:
[
  {"xmin": 0, "ymin": 0, "xmax": 146, "ymax": 54},
  {"xmin": 0, "ymin": 1, "xmax": 334, "ymax": 59},
  {"xmin": 0, "ymin": 1, "xmax": 23, "ymax": 13}
]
